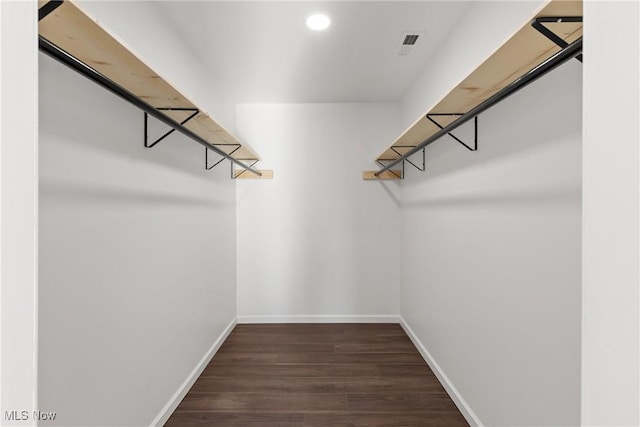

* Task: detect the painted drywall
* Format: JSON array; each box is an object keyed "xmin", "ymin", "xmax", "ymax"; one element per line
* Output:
[
  {"xmin": 38, "ymin": 48, "xmax": 237, "ymax": 426},
  {"xmin": 400, "ymin": 52, "xmax": 582, "ymax": 426},
  {"xmin": 400, "ymin": 0, "xmax": 544, "ymax": 131},
  {"xmin": 76, "ymin": 1, "xmax": 237, "ymax": 134},
  {"xmin": 582, "ymin": 1, "xmax": 639, "ymax": 425},
  {"xmin": 0, "ymin": 1, "xmax": 39, "ymax": 425},
  {"xmin": 235, "ymin": 103, "xmax": 401, "ymax": 320}
]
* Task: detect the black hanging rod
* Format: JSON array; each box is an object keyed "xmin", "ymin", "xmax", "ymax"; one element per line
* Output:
[
  {"xmin": 376, "ymin": 36, "xmax": 582, "ymax": 176},
  {"xmin": 39, "ymin": 35, "xmax": 262, "ymax": 177}
]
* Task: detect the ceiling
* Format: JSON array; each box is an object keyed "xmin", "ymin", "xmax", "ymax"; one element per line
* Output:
[{"xmin": 156, "ymin": 1, "xmax": 471, "ymax": 104}]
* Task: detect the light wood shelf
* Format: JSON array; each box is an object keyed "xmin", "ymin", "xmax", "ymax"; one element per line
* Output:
[
  {"xmin": 368, "ymin": 0, "xmax": 582, "ymax": 175},
  {"xmin": 38, "ymin": 0, "xmax": 259, "ymax": 162},
  {"xmin": 362, "ymin": 171, "xmax": 403, "ymax": 181},
  {"xmin": 234, "ymin": 170, "xmax": 274, "ymax": 180}
]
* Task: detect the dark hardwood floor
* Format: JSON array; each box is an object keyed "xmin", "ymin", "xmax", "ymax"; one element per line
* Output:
[{"xmin": 165, "ymin": 323, "xmax": 469, "ymax": 427}]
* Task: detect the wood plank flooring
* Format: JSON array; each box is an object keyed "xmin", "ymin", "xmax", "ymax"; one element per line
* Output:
[{"xmin": 165, "ymin": 323, "xmax": 469, "ymax": 427}]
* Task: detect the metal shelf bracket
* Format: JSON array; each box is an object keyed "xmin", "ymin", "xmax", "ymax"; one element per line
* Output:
[
  {"xmin": 231, "ymin": 160, "xmax": 259, "ymax": 179},
  {"xmin": 531, "ymin": 16, "xmax": 583, "ymax": 63},
  {"xmin": 391, "ymin": 146, "xmax": 426, "ymax": 172},
  {"xmin": 205, "ymin": 145, "xmax": 241, "ymax": 170},
  {"xmin": 376, "ymin": 159, "xmax": 403, "ymax": 179},
  {"xmin": 376, "ymin": 145, "xmax": 426, "ymax": 179},
  {"xmin": 144, "ymin": 108, "xmax": 199, "ymax": 148},
  {"xmin": 427, "ymin": 114, "xmax": 478, "ymax": 151},
  {"xmin": 39, "ymin": 1, "xmax": 63, "ymax": 21}
]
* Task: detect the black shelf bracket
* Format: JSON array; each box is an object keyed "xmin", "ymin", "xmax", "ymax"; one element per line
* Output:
[
  {"xmin": 392, "ymin": 146, "xmax": 426, "ymax": 172},
  {"xmin": 391, "ymin": 145, "xmax": 427, "ymax": 172},
  {"xmin": 144, "ymin": 108, "xmax": 199, "ymax": 148},
  {"xmin": 376, "ymin": 159, "xmax": 403, "ymax": 179},
  {"xmin": 376, "ymin": 145, "xmax": 426, "ymax": 179},
  {"xmin": 38, "ymin": 1, "xmax": 63, "ymax": 21},
  {"xmin": 427, "ymin": 114, "xmax": 478, "ymax": 151},
  {"xmin": 205, "ymin": 145, "xmax": 241, "ymax": 170},
  {"xmin": 232, "ymin": 160, "xmax": 259, "ymax": 179},
  {"xmin": 531, "ymin": 17, "xmax": 583, "ymax": 63}
]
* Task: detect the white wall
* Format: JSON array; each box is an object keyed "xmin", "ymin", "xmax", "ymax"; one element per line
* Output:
[
  {"xmin": 401, "ymin": 1, "xmax": 544, "ymax": 131},
  {"xmin": 0, "ymin": 1, "xmax": 39, "ymax": 425},
  {"xmin": 582, "ymin": 1, "xmax": 640, "ymax": 425},
  {"xmin": 38, "ymin": 49, "xmax": 236, "ymax": 427},
  {"xmin": 400, "ymin": 49, "xmax": 582, "ymax": 427},
  {"xmin": 235, "ymin": 103, "xmax": 401, "ymax": 321}
]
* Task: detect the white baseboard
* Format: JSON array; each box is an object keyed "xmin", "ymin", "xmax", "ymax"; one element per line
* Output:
[
  {"xmin": 399, "ymin": 316, "xmax": 483, "ymax": 427},
  {"xmin": 149, "ymin": 317, "xmax": 237, "ymax": 427},
  {"xmin": 237, "ymin": 314, "xmax": 400, "ymax": 324}
]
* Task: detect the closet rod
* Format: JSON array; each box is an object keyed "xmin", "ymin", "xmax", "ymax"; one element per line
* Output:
[
  {"xmin": 39, "ymin": 36, "xmax": 262, "ymax": 177},
  {"xmin": 375, "ymin": 37, "xmax": 583, "ymax": 176}
]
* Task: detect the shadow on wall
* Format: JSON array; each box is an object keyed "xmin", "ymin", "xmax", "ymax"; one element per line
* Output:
[
  {"xmin": 401, "ymin": 186, "xmax": 581, "ymax": 209},
  {"xmin": 376, "ymin": 181, "xmax": 402, "ymax": 208},
  {"xmin": 39, "ymin": 179, "xmax": 229, "ymax": 208}
]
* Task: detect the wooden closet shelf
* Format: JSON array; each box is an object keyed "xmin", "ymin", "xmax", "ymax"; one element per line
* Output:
[
  {"xmin": 38, "ymin": 0, "xmax": 260, "ymax": 164},
  {"xmin": 365, "ymin": 0, "xmax": 582, "ymax": 180}
]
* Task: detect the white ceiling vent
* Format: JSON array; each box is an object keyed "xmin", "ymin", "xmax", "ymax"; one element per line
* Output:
[{"xmin": 397, "ymin": 31, "xmax": 424, "ymax": 56}]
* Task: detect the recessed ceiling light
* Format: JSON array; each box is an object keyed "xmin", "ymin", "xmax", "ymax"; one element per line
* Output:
[{"xmin": 306, "ymin": 14, "xmax": 330, "ymax": 31}]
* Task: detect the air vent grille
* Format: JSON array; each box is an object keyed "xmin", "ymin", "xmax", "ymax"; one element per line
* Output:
[
  {"xmin": 403, "ymin": 34, "xmax": 419, "ymax": 46},
  {"xmin": 397, "ymin": 31, "xmax": 424, "ymax": 56}
]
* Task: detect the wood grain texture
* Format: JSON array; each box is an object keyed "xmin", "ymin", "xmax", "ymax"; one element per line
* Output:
[
  {"xmin": 362, "ymin": 171, "xmax": 402, "ymax": 180},
  {"xmin": 165, "ymin": 324, "xmax": 468, "ymax": 427},
  {"xmin": 166, "ymin": 412, "xmax": 303, "ymax": 427},
  {"xmin": 39, "ymin": 1, "xmax": 259, "ymax": 161},
  {"xmin": 233, "ymin": 169, "xmax": 274, "ymax": 179},
  {"xmin": 303, "ymin": 413, "xmax": 469, "ymax": 427},
  {"xmin": 211, "ymin": 351, "xmax": 425, "ymax": 365},
  {"xmin": 377, "ymin": 0, "xmax": 582, "ymax": 161}
]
